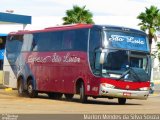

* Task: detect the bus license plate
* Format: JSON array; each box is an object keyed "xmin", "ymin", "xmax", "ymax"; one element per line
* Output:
[{"xmin": 123, "ymin": 92, "xmax": 131, "ymax": 96}]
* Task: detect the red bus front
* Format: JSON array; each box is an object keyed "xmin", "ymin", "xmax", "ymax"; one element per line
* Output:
[{"xmin": 87, "ymin": 26, "xmax": 151, "ymax": 104}]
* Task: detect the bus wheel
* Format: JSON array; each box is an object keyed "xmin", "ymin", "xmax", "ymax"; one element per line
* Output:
[
  {"xmin": 64, "ymin": 94, "xmax": 74, "ymax": 101},
  {"xmin": 80, "ymin": 82, "xmax": 87, "ymax": 103},
  {"xmin": 18, "ymin": 79, "xmax": 25, "ymax": 96},
  {"xmin": 54, "ymin": 93, "xmax": 63, "ymax": 99},
  {"xmin": 27, "ymin": 80, "xmax": 38, "ymax": 98},
  {"xmin": 118, "ymin": 98, "xmax": 126, "ymax": 104}
]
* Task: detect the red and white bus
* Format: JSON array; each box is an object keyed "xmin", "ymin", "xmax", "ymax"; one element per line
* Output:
[{"xmin": 3, "ymin": 24, "xmax": 151, "ymax": 104}]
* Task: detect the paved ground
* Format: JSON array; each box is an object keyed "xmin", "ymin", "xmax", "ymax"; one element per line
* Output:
[{"xmin": 0, "ymin": 89, "xmax": 160, "ymax": 114}]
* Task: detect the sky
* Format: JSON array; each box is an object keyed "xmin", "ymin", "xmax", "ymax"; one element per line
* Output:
[{"xmin": 0, "ymin": 0, "xmax": 160, "ymax": 33}]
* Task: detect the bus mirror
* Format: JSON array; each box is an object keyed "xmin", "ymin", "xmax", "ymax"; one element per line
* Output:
[{"xmin": 100, "ymin": 52, "xmax": 105, "ymax": 64}]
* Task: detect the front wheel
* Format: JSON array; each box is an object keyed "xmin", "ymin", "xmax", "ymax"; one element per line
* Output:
[
  {"xmin": 27, "ymin": 80, "xmax": 38, "ymax": 98},
  {"xmin": 118, "ymin": 98, "xmax": 126, "ymax": 104},
  {"xmin": 80, "ymin": 82, "xmax": 87, "ymax": 103}
]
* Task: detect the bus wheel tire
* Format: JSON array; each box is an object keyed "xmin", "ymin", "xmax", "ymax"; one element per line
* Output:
[
  {"xmin": 64, "ymin": 94, "xmax": 74, "ymax": 101},
  {"xmin": 27, "ymin": 80, "xmax": 38, "ymax": 98},
  {"xmin": 118, "ymin": 98, "xmax": 126, "ymax": 104},
  {"xmin": 80, "ymin": 82, "xmax": 87, "ymax": 103},
  {"xmin": 18, "ymin": 79, "xmax": 25, "ymax": 96}
]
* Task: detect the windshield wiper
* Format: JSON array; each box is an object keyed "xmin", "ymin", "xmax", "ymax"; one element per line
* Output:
[
  {"xmin": 118, "ymin": 67, "xmax": 141, "ymax": 82},
  {"xmin": 118, "ymin": 68, "xmax": 131, "ymax": 80}
]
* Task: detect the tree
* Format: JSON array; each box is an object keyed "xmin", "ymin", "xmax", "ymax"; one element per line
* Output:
[
  {"xmin": 62, "ymin": 5, "xmax": 94, "ymax": 25},
  {"xmin": 137, "ymin": 5, "xmax": 160, "ymax": 49}
]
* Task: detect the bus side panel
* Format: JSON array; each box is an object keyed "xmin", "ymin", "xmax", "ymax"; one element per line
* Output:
[
  {"xmin": 62, "ymin": 51, "xmax": 88, "ymax": 94},
  {"xmin": 26, "ymin": 51, "xmax": 88, "ymax": 94}
]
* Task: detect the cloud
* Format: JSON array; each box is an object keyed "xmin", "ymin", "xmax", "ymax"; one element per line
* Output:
[
  {"xmin": 1, "ymin": 0, "xmax": 160, "ymax": 16},
  {"xmin": 0, "ymin": 0, "xmax": 160, "ymax": 33}
]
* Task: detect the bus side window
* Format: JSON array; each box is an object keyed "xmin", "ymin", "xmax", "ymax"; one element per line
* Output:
[
  {"xmin": 50, "ymin": 31, "xmax": 62, "ymax": 51},
  {"xmin": 6, "ymin": 35, "xmax": 23, "ymax": 53},
  {"xmin": 32, "ymin": 33, "xmax": 49, "ymax": 52},
  {"xmin": 89, "ymin": 29, "xmax": 101, "ymax": 70},
  {"xmin": 32, "ymin": 34, "xmax": 38, "ymax": 51},
  {"xmin": 31, "ymin": 39, "xmax": 37, "ymax": 51},
  {"xmin": 5, "ymin": 35, "xmax": 23, "ymax": 65},
  {"xmin": 62, "ymin": 31, "xmax": 75, "ymax": 50},
  {"xmin": 22, "ymin": 34, "xmax": 33, "ymax": 52},
  {"xmin": 74, "ymin": 29, "xmax": 88, "ymax": 51}
]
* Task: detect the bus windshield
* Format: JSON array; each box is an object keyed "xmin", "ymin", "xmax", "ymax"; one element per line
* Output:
[
  {"xmin": 93, "ymin": 49, "xmax": 150, "ymax": 82},
  {"xmin": 89, "ymin": 29, "xmax": 150, "ymax": 82}
]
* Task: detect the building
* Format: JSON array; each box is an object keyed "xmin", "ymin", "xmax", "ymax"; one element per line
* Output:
[{"xmin": 0, "ymin": 12, "xmax": 31, "ymax": 86}]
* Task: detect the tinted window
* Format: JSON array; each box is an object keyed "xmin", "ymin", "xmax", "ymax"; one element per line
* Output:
[
  {"xmin": 89, "ymin": 29, "xmax": 101, "ymax": 70},
  {"xmin": 6, "ymin": 35, "xmax": 23, "ymax": 53},
  {"xmin": 33, "ymin": 32, "xmax": 52, "ymax": 51},
  {"xmin": 32, "ymin": 29, "xmax": 88, "ymax": 52},
  {"xmin": 62, "ymin": 31, "xmax": 75, "ymax": 50},
  {"xmin": 32, "ymin": 31, "xmax": 62, "ymax": 51},
  {"xmin": 6, "ymin": 35, "xmax": 23, "ymax": 65},
  {"xmin": 74, "ymin": 29, "xmax": 88, "ymax": 51},
  {"xmin": 62, "ymin": 29, "xmax": 88, "ymax": 51},
  {"xmin": 89, "ymin": 29, "xmax": 101, "ymax": 51},
  {"xmin": 21, "ymin": 34, "xmax": 33, "ymax": 52}
]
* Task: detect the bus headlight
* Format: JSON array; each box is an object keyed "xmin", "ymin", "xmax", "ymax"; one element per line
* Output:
[
  {"xmin": 101, "ymin": 83, "xmax": 115, "ymax": 88},
  {"xmin": 139, "ymin": 87, "xmax": 149, "ymax": 91}
]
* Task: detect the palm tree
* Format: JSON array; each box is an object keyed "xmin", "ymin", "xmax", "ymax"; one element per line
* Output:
[
  {"xmin": 62, "ymin": 5, "xmax": 94, "ymax": 25},
  {"xmin": 137, "ymin": 5, "xmax": 160, "ymax": 49}
]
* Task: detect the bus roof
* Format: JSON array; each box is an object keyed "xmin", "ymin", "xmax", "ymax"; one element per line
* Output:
[
  {"xmin": 8, "ymin": 24, "xmax": 146, "ymax": 36},
  {"xmin": 93, "ymin": 25, "xmax": 146, "ymax": 35},
  {"xmin": 9, "ymin": 24, "xmax": 93, "ymax": 35}
]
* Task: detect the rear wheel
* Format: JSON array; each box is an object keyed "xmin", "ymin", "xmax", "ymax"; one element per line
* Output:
[
  {"xmin": 80, "ymin": 82, "xmax": 87, "ymax": 103},
  {"xmin": 17, "ymin": 78, "xmax": 25, "ymax": 96},
  {"xmin": 64, "ymin": 94, "xmax": 74, "ymax": 101},
  {"xmin": 27, "ymin": 80, "xmax": 38, "ymax": 98},
  {"xmin": 118, "ymin": 98, "xmax": 126, "ymax": 104}
]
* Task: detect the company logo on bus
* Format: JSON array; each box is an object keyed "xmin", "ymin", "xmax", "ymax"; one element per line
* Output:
[
  {"xmin": 126, "ymin": 85, "xmax": 130, "ymax": 89},
  {"xmin": 27, "ymin": 52, "xmax": 81, "ymax": 63},
  {"xmin": 109, "ymin": 35, "xmax": 144, "ymax": 45}
]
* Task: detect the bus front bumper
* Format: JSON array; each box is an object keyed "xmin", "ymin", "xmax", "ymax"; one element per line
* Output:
[{"xmin": 99, "ymin": 84, "xmax": 149, "ymax": 100}]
